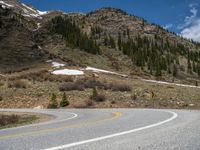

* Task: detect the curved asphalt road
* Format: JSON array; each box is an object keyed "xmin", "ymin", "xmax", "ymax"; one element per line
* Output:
[{"xmin": 0, "ymin": 109, "xmax": 200, "ymax": 150}]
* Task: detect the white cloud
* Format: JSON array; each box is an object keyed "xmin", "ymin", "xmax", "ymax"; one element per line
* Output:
[
  {"xmin": 178, "ymin": 5, "xmax": 197, "ymax": 30},
  {"xmin": 179, "ymin": 4, "xmax": 200, "ymax": 42},
  {"xmin": 163, "ymin": 24, "xmax": 173, "ymax": 30},
  {"xmin": 181, "ymin": 19, "xmax": 200, "ymax": 42}
]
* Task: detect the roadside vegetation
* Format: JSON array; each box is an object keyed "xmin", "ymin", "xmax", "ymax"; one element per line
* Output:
[{"xmin": 0, "ymin": 113, "xmax": 38, "ymax": 129}]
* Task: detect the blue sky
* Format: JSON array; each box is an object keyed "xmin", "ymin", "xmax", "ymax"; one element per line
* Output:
[{"xmin": 22, "ymin": 0, "xmax": 200, "ymax": 41}]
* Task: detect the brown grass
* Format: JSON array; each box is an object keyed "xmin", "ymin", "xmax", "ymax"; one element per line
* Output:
[
  {"xmin": 58, "ymin": 78, "xmax": 131, "ymax": 92},
  {"xmin": 8, "ymin": 70, "xmax": 74, "ymax": 83},
  {"xmin": 7, "ymin": 79, "xmax": 28, "ymax": 89},
  {"xmin": 0, "ymin": 114, "xmax": 19, "ymax": 126}
]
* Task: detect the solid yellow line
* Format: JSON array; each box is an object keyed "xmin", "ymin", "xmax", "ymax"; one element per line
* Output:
[{"xmin": 0, "ymin": 112, "xmax": 122, "ymax": 140}]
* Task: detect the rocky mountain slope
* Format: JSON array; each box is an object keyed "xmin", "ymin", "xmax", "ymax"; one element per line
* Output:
[{"xmin": 1, "ymin": 0, "xmax": 200, "ymax": 81}]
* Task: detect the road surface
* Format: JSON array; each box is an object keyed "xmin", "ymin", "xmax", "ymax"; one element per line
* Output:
[{"xmin": 0, "ymin": 109, "xmax": 200, "ymax": 150}]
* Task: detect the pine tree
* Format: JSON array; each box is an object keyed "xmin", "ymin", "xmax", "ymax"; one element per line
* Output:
[
  {"xmin": 48, "ymin": 93, "xmax": 58, "ymax": 108},
  {"xmin": 90, "ymin": 87, "xmax": 98, "ymax": 100},
  {"xmin": 109, "ymin": 36, "xmax": 116, "ymax": 49},
  {"xmin": 173, "ymin": 64, "xmax": 178, "ymax": 77},
  {"xmin": 187, "ymin": 58, "xmax": 192, "ymax": 74},
  {"xmin": 155, "ymin": 62, "xmax": 162, "ymax": 77},
  {"xmin": 118, "ymin": 32, "xmax": 122, "ymax": 50},
  {"xmin": 60, "ymin": 92, "xmax": 69, "ymax": 107},
  {"xmin": 192, "ymin": 61, "xmax": 197, "ymax": 73}
]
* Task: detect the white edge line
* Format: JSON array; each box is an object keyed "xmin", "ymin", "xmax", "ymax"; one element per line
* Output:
[
  {"xmin": 0, "ymin": 111, "xmax": 78, "ymax": 131},
  {"xmin": 44, "ymin": 110, "xmax": 178, "ymax": 150}
]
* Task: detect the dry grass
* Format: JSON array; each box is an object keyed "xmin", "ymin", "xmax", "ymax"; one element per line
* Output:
[
  {"xmin": 58, "ymin": 78, "xmax": 131, "ymax": 92},
  {"xmin": 7, "ymin": 79, "xmax": 28, "ymax": 89},
  {"xmin": 0, "ymin": 114, "xmax": 19, "ymax": 126},
  {"xmin": 8, "ymin": 70, "xmax": 74, "ymax": 83}
]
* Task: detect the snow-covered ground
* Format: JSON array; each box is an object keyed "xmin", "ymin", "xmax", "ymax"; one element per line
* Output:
[
  {"xmin": 84, "ymin": 67, "xmax": 127, "ymax": 77},
  {"xmin": 142, "ymin": 78, "xmax": 200, "ymax": 89},
  {"xmin": 0, "ymin": 1, "xmax": 49, "ymax": 19},
  {"xmin": 0, "ymin": 0, "xmax": 14, "ymax": 8},
  {"xmin": 52, "ymin": 69, "xmax": 84, "ymax": 76},
  {"xmin": 51, "ymin": 62, "xmax": 65, "ymax": 68}
]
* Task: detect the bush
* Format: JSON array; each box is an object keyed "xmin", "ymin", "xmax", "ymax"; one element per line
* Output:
[
  {"xmin": 60, "ymin": 93, "xmax": 69, "ymax": 107},
  {"xmin": 90, "ymin": 87, "xmax": 106, "ymax": 102},
  {"xmin": 90, "ymin": 87, "xmax": 98, "ymax": 100},
  {"xmin": 48, "ymin": 93, "xmax": 58, "ymax": 108},
  {"xmin": 111, "ymin": 83, "xmax": 132, "ymax": 92},
  {"xmin": 0, "ymin": 114, "xmax": 19, "ymax": 126},
  {"xmin": 58, "ymin": 79, "xmax": 131, "ymax": 92},
  {"xmin": 8, "ymin": 80, "xmax": 27, "ymax": 89},
  {"xmin": 59, "ymin": 82, "xmax": 84, "ymax": 91},
  {"xmin": 8, "ymin": 70, "xmax": 74, "ymax": 83},
  {"xmin": 95, "ymin": 94, "xmax": 106, "ymax": 102},
  {"xmin": 0, "ymin": 96, "xmax": 3, "ymax": 101}
]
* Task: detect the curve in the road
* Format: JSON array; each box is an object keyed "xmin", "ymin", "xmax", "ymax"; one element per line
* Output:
[
  {"xmin": 0, "ymin": 111, "xmax": 121, "ymax": 140},
  {"xmin": 44, "ymin": 110, "xmax": 178, "ymax": 150},
  {"xmin": 0, "ymin": 110, "xmax": 78, "ymax": 131}
]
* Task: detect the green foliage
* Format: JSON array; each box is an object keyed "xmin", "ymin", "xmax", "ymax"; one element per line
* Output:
[
  {"xmin": 117, "ymin": 33, "xmax": 200, "ymax": 77},
  {"xmin": 118, "ymin": 32, "xmax": 122, "ymax": 50},
  {"xmin": 109, "ymin": 36, "xmax": 116, "ymax": 49},
  {"xmin": 48, "ymin": 16, "xmax": 100, "ymax": 54},
  {"xmin": 60, "ymin": 93, "xmax": 69, "ymax": 107},
  {"xmin": 48, "ymin": 93, "xmax": 58, "ymax": 108},
  {"xmin": 90, "ymin": 87, "xmax": 106, "ymax": 102},
  {"xmin": 90, "ymin": 87, "xmax": 98, "ymax": 100},
  {"xmin": 173, "ymin": 64, "xmax": 178, "ymax": 77}
]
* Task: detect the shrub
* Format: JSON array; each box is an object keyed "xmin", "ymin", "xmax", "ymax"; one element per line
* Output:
[
  {"xmin": 131, "ymin": 94, "xmax": 137, "ymax": 101},
  {"xmin": 111, "ymin": 83, "xmax": 132, "ymax": 92},
  {"xmin": 90, "ymin": 87, "xmax": 98, "ymax": 100},
  {"xmin": 60, "ymin": 93, "xmax": 69, "ymax": 107},
  {"xmin": 0, "ymin": 96, "xmax": 3, "ymax": 101},
  {"xmin": 0, "ymin": 114, "xmax": 19, "ymax": 126},
  {"xmin": 95, "ymin": 94, "xmax": 106, "ymax": 102},
  {"xmin": 59, "ymin": 82, "xmax": 84, "ymax": 91},
  {"xmin": 90, "ymin": 87, "xmax": 106, "ymax": 102},
  {"xmin": 8, "ymin": 80, "xmax": 27, "ymax": 89},
  {"xmin": 48, "ymin": 93, "xmax": 58, "ymax": 108}
]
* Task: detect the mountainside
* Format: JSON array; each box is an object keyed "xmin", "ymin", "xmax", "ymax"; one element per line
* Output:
[
  {"xmin": 1, "ymin": 0, "xmax": 200, "ymax": 80},
  {"xmin": 1, "ymin": 0, "xmax": 200, "ymax": 109}
]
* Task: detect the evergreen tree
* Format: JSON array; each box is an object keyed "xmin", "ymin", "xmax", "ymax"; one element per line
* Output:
[
  {"xmin": 60, "ymin": 92, "xmax": 69, "ymax": 107},
  {"xmin": 173, "ymin": 64, "xmax": 178, "ymax": 77},
  {"xmin": 90, "ymin": 87, "xmax": 98, "ymax": 100},
  {"xmin": 48, "ymin": 93, "xmax": 58, "ymax": 108},
  {"xmin": 187, "ymin": 58, "xmax": 192, "ymax": 74},
  {"xmin": 109, "ymin": 36, "xmax": 116, "ymax": 49},
  {"xmin": 118, "ymin": 32, "xmax": 122, "ymax": 50}
]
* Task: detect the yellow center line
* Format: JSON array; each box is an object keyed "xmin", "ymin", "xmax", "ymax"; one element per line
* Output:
[{"xmin": 0, "ymin": 112, "xmax": 122, "ymax": 140}]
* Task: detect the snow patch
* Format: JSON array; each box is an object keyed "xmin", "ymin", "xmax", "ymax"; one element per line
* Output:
[
  {"xmin": 22, "ymin": 3, "xmax": 37, "ymax": 13},
  {"xmin": 0, "ymin": 0, "xmax": 14, "ymax": 8},
  {"xmin": 84, "ymin": 67, "xmax": 127, "ymax": 77},
  {"xmin": 52, "ymin": 62, "xmax": 65, "ymax": 68},
  {"xmin": 46, "ymin": 60, "xmax": 52, "ymax": 63},
  {"xmin": 52, "ymin": 69, "xmax": 84, "ymax": 76},
  {"xmin": 37, "ymin": 10, "xmax": 49, "ymax": 15},
  {"xmin": 142, "ymin": 79, "xmax": 200, "ymax": 89}
]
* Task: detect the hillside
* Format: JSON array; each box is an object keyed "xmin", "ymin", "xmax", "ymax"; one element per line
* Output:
[
  {"xmin": 1, "ymin": 0, "xmax": 200, "ymax": 109},
  {"xmin": 1, "ymin": 0, "xmax": 200, "ymax": 79}
]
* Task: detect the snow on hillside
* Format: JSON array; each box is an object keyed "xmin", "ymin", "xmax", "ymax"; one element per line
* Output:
[
  {"xmin": 51, "ymin": 62, "xmax": 65, "ymax": 68},
  {"xmin": 52, "ymin": 69, "xmax": 84, "ymax": 76},
  {"xmin": 84, "ymin": 67, "xmax": 127, "ymax": 77},
  {"xmin": 0, "ymin": 1, "xmax": 49, "ymax": 19},
  {"xmin": 142, "ymin": 78, "xmax": 200, "ymax": 89},
  {"xmin": 0, "ymin": 0, "xmax": 13, "ymax": 8}
]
